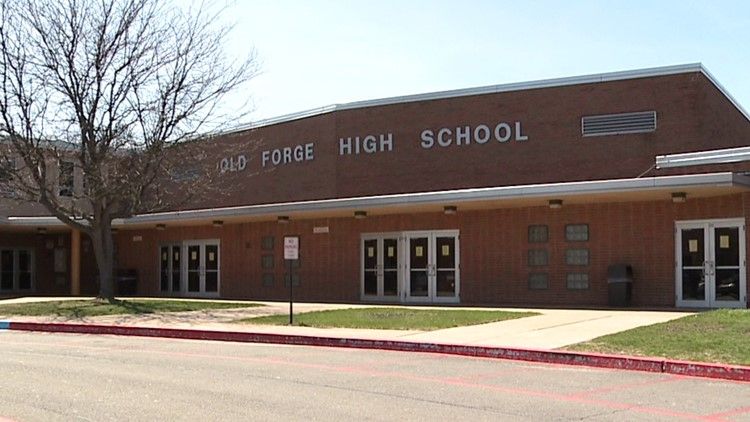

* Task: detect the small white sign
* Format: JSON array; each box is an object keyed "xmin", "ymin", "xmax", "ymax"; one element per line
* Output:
[
  {"xmin": 284, "ymin": 236, "xmax": 299, "ymax": 260},
  {"xmin": 313, "ymin": 226, "xmax": 329, "ymax": 234}
]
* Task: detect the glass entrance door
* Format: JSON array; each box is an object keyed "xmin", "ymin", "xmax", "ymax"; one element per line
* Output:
[
  {"xmin": 406, "ymin": 234, "xmax": 430, "ymax": 301},
  {"xmin": 676, "ymin": 220, "xmax": 746, "ymax": 308},
  {"xmin": 0, "ymin": 249, "xmax": 34, "ymax": 293},
  {"xmin": 159, "ymin": 245, "xmax": 181, "ymax": 294},
  {"xmin": 405, "ymin": 230, "xmax": 460, "ymax": 303},
  {"xmin": 160, "ymin": 240, "xmax": 219, "ymax": 297},
  {"xmin": 361, "ymin": 235, "xmax": 400, "ymax": 300}
]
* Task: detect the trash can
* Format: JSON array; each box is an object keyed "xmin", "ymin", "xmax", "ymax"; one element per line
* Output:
[
  {"xmin": 116, "ymin": 269, "xmax": 138, "ymax": 296},
  {"xmin": 607, "ymin": 264, "xmax": 633, "ymax": 307}
]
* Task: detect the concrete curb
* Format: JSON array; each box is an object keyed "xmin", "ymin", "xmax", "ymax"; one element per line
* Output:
[{"xmin": 3, "ymin": 321, "xmax": 749, "ymax": 383}]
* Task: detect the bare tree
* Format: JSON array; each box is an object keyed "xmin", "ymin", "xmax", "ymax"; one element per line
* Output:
[{"xmin": 0, "ymin": 0, "xmax": 258, "ymax": 298}]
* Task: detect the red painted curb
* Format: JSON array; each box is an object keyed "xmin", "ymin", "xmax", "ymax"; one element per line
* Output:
[{"xmin": 6, "ymin": 321, "xmax": 750, "ymax": 382}]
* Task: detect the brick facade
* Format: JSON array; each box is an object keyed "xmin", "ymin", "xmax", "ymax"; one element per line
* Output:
[
  {"xmin": 3, "ymin": 65, "xmax": 750, "ymax": 308},
  {"xmin": 115, "ymin": 192, "xmax": 749, "ymax": 307}
]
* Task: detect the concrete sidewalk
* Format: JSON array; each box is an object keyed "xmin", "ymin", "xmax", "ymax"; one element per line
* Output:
[{"xmin": 0, "ymin": 297, "xmax": 693, "ymax": 349}]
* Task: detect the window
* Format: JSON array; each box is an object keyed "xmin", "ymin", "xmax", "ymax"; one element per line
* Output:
[
  {"xmin": 567, "ymin": 273, "xmax": 589, "ymax": 290},
  {"xmin": 566, "ymin": 249, "xmax": 590, "ymax": 266},
  {"xmin": 284, "ymin": 273, "xmax": 301, "ymax": 287},
  {"xmin": 0, "ymin": 158, "xmax": 15, "ymax": 197},
  {"xmin": 261, "ymin": 254, "xmax": 274, "ymax": 270},
  {"xmin": 58, "ymin": 161, "xmax": 74, "ymax": 197},
  {"xmin": 565, "ymin": 224, "xmax": 589, "ymax": 242},
  {"xmin": 527, "ymin": 249, "xmax": 549, "ymax": 266},
  {"xmin": 262, "ymin": 273, "xmax": 274, "ymax": 287},
  {"xmin": 528, "ymin": 273, "xmax": 549, "ymax": 290},
  {"xmin": 261, "ymin": 236, "xmax": 274, "ymax": 251},
  {"xmin": 528, "ymin": 225, "xmax": 549, "ymax": 243}
]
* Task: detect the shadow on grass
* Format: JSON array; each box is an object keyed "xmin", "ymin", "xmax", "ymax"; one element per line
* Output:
[{"xmin": 106, "ymin": 298, "xmax": 154, "ymax": 315}]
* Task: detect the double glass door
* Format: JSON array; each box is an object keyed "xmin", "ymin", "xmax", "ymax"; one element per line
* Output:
[
  {"xmin": 676, "ymin": 220, "xmax": 746, "ymax": 308},
  {"xmin": 405, "ymin": 231, "xmax": 460, "ymax": 303},
  {"xmin": 160, "ymin": 240, "xmax": 220, "ymax": 297},
  {"xmin": 362, "ymin": 236, "xmax": 399, "ymax": 298},
  {"xmin": 361, "ymin": 230, "xmax": 459, "ymax": 303},
  {"xmin": 0, "ymin": 249, "xmax": 33, "ymax": 293}
]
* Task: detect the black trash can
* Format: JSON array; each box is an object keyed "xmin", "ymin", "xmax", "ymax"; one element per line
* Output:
[
  {"xmin": 116, "ymin": 269, "xmax": 138, "ymax": 296},
  {"xmin": 607, "ymin": 264, "xmax": 633, "ymax": 307}
]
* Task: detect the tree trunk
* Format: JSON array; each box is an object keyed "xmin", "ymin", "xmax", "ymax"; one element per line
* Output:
[{"xmin": 90, "ymin": 220, "xmax": 115, "ymax": 299}]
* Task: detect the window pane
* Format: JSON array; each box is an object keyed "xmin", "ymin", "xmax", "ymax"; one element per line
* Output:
[
  {"xmin": 363, "ymin": 239, "xmax": 377, "ymax": 269},
  {"xmin": 205, "ymin": 272, "xmax": 218, "ymax": 292},
  {"xmin": 528, "ymin": 225, "xmax": 549, "ymax": 243},
  {"xmin": 205, "ymin": 245, "xmax": 218, "ymax": 271},
  {"xmin": 58, "ymin": 161, "xmax": 74, "ymax": 197},
  {"xmin": 284, "ymin": 273, "xmax": 300, "ymax": 287},
  {"xmin": 262, "ymin": 273, "xmax": 274, "ymax": 287},
  {"xmin": 565, "ymin": 249, "xmax": 589, "ymax": 266},
  {"xmin": 261, "ymin": 236, "xmax": 274, "ymax": 251},
  {"xmin": 261, "ymin": 254, "xmax": 274, "ymax": 270},
  {"xmin": 527, "ymin": 249, "xmax": 548, "ymax": 266},
  {"xmin": 565, "ymin": 224, "xmax": 589, "ymax": 242},
  {"xmin": 567, "ymin": 273, "xmax": 589, "ymax": 290},
  {"xmin": 160, "ymin": 247, "xmax": 169, "ymax": 291},
  {"xmin": 528, "ymin": 273, "xmax": 548, "ymax": 290}
]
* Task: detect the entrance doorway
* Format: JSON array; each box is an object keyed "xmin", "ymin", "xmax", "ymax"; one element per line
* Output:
[
  {"xmin": 0, "ymin": 249, "xmax": 34, "ymax": 293},
  {"xmin": 159, "ymin": 240, "xmax": 220, "ymax": 297},
  {"xmin": 361, "ymin": 230, "xmax": 459, "ymax": 303},
  {"xmin": 675, "ymin": 219, "xmax": 746, "ymax": 308}
]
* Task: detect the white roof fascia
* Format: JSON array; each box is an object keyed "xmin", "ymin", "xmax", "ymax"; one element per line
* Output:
[
  {"xmin": 698, "ymin": 65, "xmax": 750, "ymax": 122},
  {"xmin": 226, "ymin": 63, "xmax": 711, "ymax": 133},
  {"xmin": 656, "ymin": 146, "xmax": 750, "ymax": 169},
  {"xmin": 5, "ymin": 172, "xmax": 747, "ymax": 227},
  {"xmin": 118, "ymin": 172, "xmax": 749, "ymax": 225}
]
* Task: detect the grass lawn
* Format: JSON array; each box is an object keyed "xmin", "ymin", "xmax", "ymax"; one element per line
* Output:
[
  {"xmin": 0, "ymin": 299, "xmax": 262, "ymax": 318},
  {"xmin": 568, "ymin": 309, "xmax": 750, "ymax": 365},
  {"xmin": 238, "ymin": 307, "xmax": 537, "ymax": 330}
]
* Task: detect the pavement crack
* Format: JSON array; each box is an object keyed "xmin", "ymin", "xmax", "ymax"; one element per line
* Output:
[{"xmin": 531, "ymin": 316, "xmax": 613, "ymax": 331}]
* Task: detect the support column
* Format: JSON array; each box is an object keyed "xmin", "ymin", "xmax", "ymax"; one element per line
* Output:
[{"xmin": 71, "ymin": 229, "xmax": 81, "ymax": 295}]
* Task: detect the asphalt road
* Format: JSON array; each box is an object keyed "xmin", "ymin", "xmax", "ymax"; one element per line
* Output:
[{"xmin": 1, "ymin": 331, "xmax": 749, "ymax": 421}]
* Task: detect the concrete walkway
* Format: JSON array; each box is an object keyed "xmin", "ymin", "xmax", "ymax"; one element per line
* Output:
[{"xmin": 0, "ymin": 297, "xmax": 694, "ymax": 349}]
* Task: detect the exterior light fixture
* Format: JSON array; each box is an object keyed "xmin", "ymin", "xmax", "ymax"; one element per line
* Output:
[
  {"xmin": 212, "ymin": 220, "xmax": 224, "ymax": 227},
  {"xmin": 155, "ymin": 224, "xmax": 166, "ymax": 231},
  {"xmin": 671, "ymin": 192, "xmax": 687, "ymax": 203},
  {"xmin": 36, "ymin": 227, "xmax": 47, "ymax": 235},
  {"xmin": 277, "ymin": 216, "xmax": 290, "ymax": 224},
  {"xmin": 443, "ymin": 205, "xmax": 457, "ymax": 215},
  {"xmin": 354, "ymin": 211, "xmax": 367, "ymax": 219},
  {"xmin": 548, "ymin": 199, "xmax": 563, "ymax": 209}
]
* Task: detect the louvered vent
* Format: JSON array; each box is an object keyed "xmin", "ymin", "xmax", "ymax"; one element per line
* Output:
[{"xmin": 581, "ymin": 111, "xmax": 656, "ymax": 137}]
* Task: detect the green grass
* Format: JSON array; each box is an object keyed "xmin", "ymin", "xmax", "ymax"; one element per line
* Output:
[
  {"xmin": 0, "ymin": 299, "xmax": 262, "ymax": 318},
  {"xmin": 568, "ymin": 309, "xmax": 750, "ymax": 365},
  {"xmin": 238, "ymin": 307, "xmax": 537, "ymax": 330}
]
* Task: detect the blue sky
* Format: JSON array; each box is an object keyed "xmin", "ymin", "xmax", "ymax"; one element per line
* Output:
[{"xmin": 213, "ymin": 0, "xmax": 750, "ymax": 121}]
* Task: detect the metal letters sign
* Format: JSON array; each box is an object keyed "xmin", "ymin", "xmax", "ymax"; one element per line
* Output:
[{"xmin": 284, "ymin": 236, "xmax": 299, "ymax": 260}]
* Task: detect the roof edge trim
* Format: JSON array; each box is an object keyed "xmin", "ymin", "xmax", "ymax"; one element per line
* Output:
[{"xmin": 5, "ymin": 172, "xmax": 746, "ymax": 226}]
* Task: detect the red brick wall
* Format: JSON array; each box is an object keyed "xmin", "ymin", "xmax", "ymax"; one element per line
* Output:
[
  {"xmin": 115, "ymin": 193, "xmax": 748, "ymax": 307},
  {"xmin": 149, "ymin": 71, "xmax": 750, "ymax": 212}
]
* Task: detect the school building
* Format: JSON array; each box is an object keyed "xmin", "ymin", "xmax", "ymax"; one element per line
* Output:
[{"xmin": 1, "ymin": 63, "xmax": 749, "ymax": 309}]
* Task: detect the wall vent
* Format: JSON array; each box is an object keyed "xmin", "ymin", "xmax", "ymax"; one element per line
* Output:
[{"xmin": 581, "ymin": 111, "xmax": 656, "ymax": 137}]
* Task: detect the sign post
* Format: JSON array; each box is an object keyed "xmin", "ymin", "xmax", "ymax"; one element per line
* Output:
[{"xmin": 283, "ymin": 236, "xmax": 299, "ymax": 325}]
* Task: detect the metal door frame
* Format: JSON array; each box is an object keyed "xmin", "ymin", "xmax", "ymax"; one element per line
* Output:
[{"xmin": 675, "ymin": 218, "xmax": 746, "ymax": 308}]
